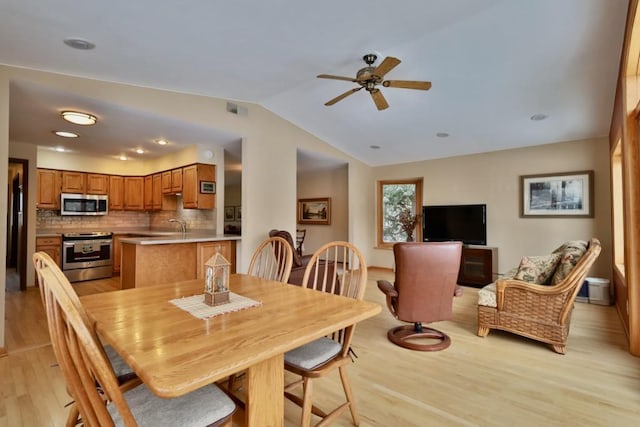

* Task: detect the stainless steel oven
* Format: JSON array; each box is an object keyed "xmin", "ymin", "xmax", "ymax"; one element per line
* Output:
[{"xmin": 62, "ymin": 231, "xmax": 113, "ymax": 282}]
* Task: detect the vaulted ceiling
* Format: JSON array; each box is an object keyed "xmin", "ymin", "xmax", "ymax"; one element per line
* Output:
[{"xmin": 1, "ymin": 0, "xmax": 628, "ymax": 167}]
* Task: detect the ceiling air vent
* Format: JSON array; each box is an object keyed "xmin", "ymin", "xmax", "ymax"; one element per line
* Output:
[{"xmin": 226, "ymin": 102, "xmax": 248, "ymax": 117}]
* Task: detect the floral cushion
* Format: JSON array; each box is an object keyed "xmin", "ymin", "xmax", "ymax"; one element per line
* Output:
[
  {"xmin": 477, "ymin": 267, "xmax": 518, "ymax": 307},
  {"xmin": 551, "ymin": 240, "xmax": 588, "ymax": 285},
  {"xmin": 513, "ymin": 253, "xmax": 562, "ymax": 285}
]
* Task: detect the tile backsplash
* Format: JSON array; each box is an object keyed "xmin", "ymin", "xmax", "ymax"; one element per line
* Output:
[{"xmin": 37, "ymin": 198, "xmax": 217, "ymax": 232}]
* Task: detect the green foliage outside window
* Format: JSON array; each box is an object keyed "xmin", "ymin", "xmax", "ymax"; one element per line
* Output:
[{"xmin": 382, "ymin": 183, "xmax": 417, "ymax": 242}]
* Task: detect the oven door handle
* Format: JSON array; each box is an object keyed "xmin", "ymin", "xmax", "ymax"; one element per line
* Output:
[{"xmin": 73, "ymin": 255, "xmax": 102, "ymax": 261}]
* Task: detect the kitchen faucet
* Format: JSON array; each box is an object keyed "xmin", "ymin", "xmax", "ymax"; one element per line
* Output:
[{"xmin": 168, "ymin": 218, "xmax": 187, "ymax": 233}]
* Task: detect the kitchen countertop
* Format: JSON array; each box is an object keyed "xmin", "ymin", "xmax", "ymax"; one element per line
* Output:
[{"xmin": 36, "ymin": 228, "xmax": 241, "ymax": 245}]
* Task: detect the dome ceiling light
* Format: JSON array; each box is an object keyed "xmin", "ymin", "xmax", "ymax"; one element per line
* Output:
[
  {"xmin": 54, "ymin": 130, "xmax": 79, "ymax": 138},
  {"xmin": 61, "ymin": 111, "xmax": 97, "ymax": 125}
]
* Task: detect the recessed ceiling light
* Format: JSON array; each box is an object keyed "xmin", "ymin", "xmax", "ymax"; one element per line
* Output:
[
  {"xmin": 119, "ymin": 155, "xmax": 128, "ymax": 161},
  {"xmin": 370, "ymin": 145, "xmax": 381, "ymax": 149},
  {"xmin": 135, "ymin": 148, "xmax": 144, "ymax": 154},
  {"xmin": 55, "ymin": 147, "xmax": 66, "ymax": 152},
  {"xmin": 436, "ymin": 132, "xmax": 449, "ymax": 138},
  {"xmin": 63, "ymin": 38, "xmax": 95, "ymax": 50},
  {"xmin": 62, "ymin": 111, "xmax": 97, "ymax": 125},
  {"xmin": 54, "ymin": 131, "xmax": 79, "ymax": 138},
  {"xmin": 156, "ymin": 139, "xmax": 169, "ymax": 145},
  {"xmin": 530, "ymin": 113, "xmax": 548, "ymax": 121}
]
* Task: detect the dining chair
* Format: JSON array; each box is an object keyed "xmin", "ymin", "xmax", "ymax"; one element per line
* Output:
[
  {"xmin": 33, "ymin": 252, "xmax": 138, "ymax": 427},
  {"xmin": 227, "ymin": 236, "xmax": 294, "ymax": 395},
  {"xmin": 247, "ymin": 235, "xmax": 294, "ymax": 283},
  {"xmin": 284, "ymin": 241, "xmax": 368, "ymax": 427},
  {"xmin": 295, "ymin": 229, "xmax": 306, "ymax": 256},
  {"xmin": 38, "ymin": 265, "xmax": 237, "ymax": 427}
]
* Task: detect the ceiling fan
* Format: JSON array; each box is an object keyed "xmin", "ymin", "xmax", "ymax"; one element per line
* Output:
[{"xmin": 317, "ymin": 54, "xmax": 432, "ymax": 111}]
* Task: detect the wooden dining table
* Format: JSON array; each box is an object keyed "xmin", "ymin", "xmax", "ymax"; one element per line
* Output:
[{"xmin": 80, "ymin": 274, "xmax": 381, "ymax": 427}]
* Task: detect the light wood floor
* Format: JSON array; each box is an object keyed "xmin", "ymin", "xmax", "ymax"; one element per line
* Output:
[{"xmin": 2, "ymin": 270, "xmax": 639, "ymax": 427}]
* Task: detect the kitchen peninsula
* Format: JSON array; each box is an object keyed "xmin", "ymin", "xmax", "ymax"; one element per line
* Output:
[{"xmin": 119, "ymin": 233, "xmax": 240, "ymax": 289}]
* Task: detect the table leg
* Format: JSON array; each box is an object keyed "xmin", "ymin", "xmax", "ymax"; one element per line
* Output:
[{"xmin": 245, "ymin": 353, "xmax": 284, "ymax": 427}]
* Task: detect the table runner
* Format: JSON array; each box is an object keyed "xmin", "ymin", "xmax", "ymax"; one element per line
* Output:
[{"xmin": 170, "ymin": 292, "xmax": 261, "ymax": 319}]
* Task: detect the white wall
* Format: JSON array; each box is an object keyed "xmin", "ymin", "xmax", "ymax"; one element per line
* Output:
[
  {"xmin": 297, "ymin": 165, "xmax": 349, "ymax": 255},
  {"xmin": 371, "ymin": 138, "xmax": 612, "ymax": 278}
]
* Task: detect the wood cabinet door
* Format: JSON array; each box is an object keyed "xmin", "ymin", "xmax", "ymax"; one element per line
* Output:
[
  {"xmin": 171, "ymin": 168, "xmax": 183, "ymax": 193},
  {"xmin": 196, "ymin": 241, "xmax": 236, "ymax": 277},
  {"xmin": 109, "ymin": 176, "xmax": 124, "ymax": 210},
  {"xmin": 161, "ymin": 171, "xmax": 172, "ymax": 194},
  {"xmin": 124, "ymin": 177, "xmax": 145, "ymax": 210},
  {"xmin": 37, "ymin": 169, "xmax": 61, "ymax": 209},
  {"xmin": 86, "ymin": 174, "xmax": 109, "ymax": 194},
  {"xmin": 183, "ymin": 164, "xmax": 215, "ymax": 209},
  {"xmin": 458, "ymin": 247, "xmax": 495, "ymax": 286},
  {"xmin": 144, "ymin": 175, "xmax": 154, "ymax": 210},
  {"xmin": 61, "ymin": 171, "xmax": 86, "ymax": 193},
  {"xmin": 152, "ymin": 174, "xmax": 163, "ymax": 210}
]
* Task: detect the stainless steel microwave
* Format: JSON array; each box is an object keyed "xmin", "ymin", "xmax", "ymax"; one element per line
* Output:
[{"xmin": 60, "ymin": 193, "xmax": 108, "ymax": 216}]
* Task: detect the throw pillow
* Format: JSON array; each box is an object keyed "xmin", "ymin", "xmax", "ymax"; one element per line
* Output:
[
  {"xmin": 513, "ymin": 253, "xmax": 563, "ymax": 285},
  {"xmin": 551, "ymin": 240, "xmax": 588, "ymax": 285}
]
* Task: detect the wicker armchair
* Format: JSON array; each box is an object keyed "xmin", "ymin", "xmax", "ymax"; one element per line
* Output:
[{"xmin": 477, "ymin": 238, "xmax": 601, "ymax": 354}]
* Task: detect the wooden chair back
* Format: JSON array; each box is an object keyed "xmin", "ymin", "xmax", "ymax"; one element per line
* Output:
[
  {"xmin": 301, "ymin": 241, "xmax": 368, "ymax": 354},
  {"xmin": 38, "ymin": 266, "xmax": 136, "ymax": 426},
  {"xmin": 248, "ymin": 236, "xmax": 293, "ymax": 283}
]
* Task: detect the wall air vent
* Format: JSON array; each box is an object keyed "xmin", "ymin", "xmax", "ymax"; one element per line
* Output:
[{"xmin": 226, "ymin": 102, "xmax": 248, "ymax": 117}]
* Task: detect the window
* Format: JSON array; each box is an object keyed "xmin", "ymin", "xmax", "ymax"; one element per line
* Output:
[
  {"xmin": 377, "ymin": 178, "xmax": 423, "ymax": 248},
  {"xmin": 611, "ymin": 139, "xmax": 624, "ymax": 276}
]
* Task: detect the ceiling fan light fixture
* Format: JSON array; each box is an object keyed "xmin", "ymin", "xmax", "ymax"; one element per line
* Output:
[{"xmin": 62, "ymin": 111, "xmax": 97, "ymax": 125}]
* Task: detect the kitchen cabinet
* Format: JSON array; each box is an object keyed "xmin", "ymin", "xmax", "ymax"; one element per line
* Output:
[
  {"xmin": 37, "ymin": 169, "xmax": 62, "ymax": 209},
  {"xmin": 35, "ymin": 236, "xmax": 61, "ymax": 284},
  {"xmin": 109, "ymin": 176, "xmax": 124, "ymax": 210},
  {"xmin": 123, "ymin": 177, "xmax": 145, "ymax": 210},
  {"xmin": 61, "ymin": 171, "xmax": 86, "ymax": 193},
  {"xmin": 182, "ymin": 164, "xmax": 215, "ymax": 209},
  {"xmin": 144, "ymin": 175, "xmax": 154, "ymax": 210},
  {"xmin": 161, "ymin": 168, "xmax": 183, "ymax": 194},
  {"xmin": 196, "ymin": 240, "xmax": 236, "ymax": 276},
  {"xmin": 86, "ymin": 173, "xmax": 109, "ymax": 195}
]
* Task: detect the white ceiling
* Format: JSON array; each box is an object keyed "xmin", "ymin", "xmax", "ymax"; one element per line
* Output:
[{"xmin": 0, "ymin": 0, "xmax": 628, "ymax": 167}]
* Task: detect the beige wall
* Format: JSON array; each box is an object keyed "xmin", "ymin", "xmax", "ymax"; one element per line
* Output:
[
  {"xmin": 0, "ymin": 65, "xmax": 371, "ymax": 348},
  {"xmin": 297, "ymin": 165, "xmax": 349, "ymax": 255},
  {"xmin": 371, "ymin": 138, "xmax": 612, "ymax": 279}
]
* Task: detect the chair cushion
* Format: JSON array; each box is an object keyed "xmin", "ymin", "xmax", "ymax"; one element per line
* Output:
[
  {"xmin": 108, "ymin": 383, "xmax": 235, "ymax": 427},
  {"xmin": 103, "ymin": 344, "xmax": 135, "ymax": 381},
  {"xmin": 551, "ymin": 240, "xmax": 588, "ymax": 285},
  {"xmin": 513, "ymin": 253, "xmax": 562, "ymax": 285},
  {"xmin": 284, "ymin": 337, "xmax": 342, "ymax": 370},
  {"xmin": 477, "ymin": 282, "xmax": 497, "ymax": 307}
]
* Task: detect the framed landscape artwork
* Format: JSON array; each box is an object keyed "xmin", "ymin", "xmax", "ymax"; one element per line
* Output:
[
  {"xmin": 298, "ymin": 197, "xmax": 331, "ymax": 225},
  {"xmin": 224, "ymin": 206, "xmax": 235, "ymax": 221},
  {"xmin": 520, "ymin": 170, "xmax": 594, "ymax": 218}
]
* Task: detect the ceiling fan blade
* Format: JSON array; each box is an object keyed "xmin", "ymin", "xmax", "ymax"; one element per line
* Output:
[
  {"xmin": 373, "ymin": 57, "xmax": 401, "ymax": 78},
  {"xmin": 325, "ymin": 87, "xmax": 363, "ymax": 106},
  {"xmin": 383, "ymin": 80, "xmax": 432, "ymax": 90},
  {"xmin": 370, "ymin": 89, "xmax": 389, "ymax": 111},
  {"xmin": 317, "ymin": 74, "xmax": 358, "ymax": 82}
]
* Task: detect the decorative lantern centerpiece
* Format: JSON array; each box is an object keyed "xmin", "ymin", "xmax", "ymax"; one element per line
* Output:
[{"xmin": 204, "ymin": 253, "xmax": 230, "ymax": 306}]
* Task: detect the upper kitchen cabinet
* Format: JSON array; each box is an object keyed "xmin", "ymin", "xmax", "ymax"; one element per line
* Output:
[
  {"xmin": 37, "ymin": 168, "xmax": 61, "ymax": 209},
  {"xmin": 86, "ymin": 174, "xmax": 109, "ymax": 195},
  {"xmin": 161, "ymin": 168, "xmax": 183, "ymax": 194},
  {"xmin": 144, "ymin": 175, "xmax": 154, "ymax": 210},
  {"xmin": 61, "ymin": 171, "xmax": 86, "ymax": 193},
  {"xmin": 109, "ymin": 175, "xmax": 124, "ymax": 210},
  {"xmin": 123, "ymin": 176, "xmax": 145, "ymax": 210},
  {"xmin": 182, "ymin": 164, "xmax": 215, "ymax": 209}
]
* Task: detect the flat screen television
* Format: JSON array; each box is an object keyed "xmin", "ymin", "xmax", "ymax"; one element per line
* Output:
[{"xmin": 422, "ymin": 204, "xmax": 487, "ymax": 245}]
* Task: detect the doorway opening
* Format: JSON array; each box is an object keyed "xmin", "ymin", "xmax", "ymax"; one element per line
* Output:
[{"xmin": 6, "ymin": 158, "xmax": 29, "ymax": 291}]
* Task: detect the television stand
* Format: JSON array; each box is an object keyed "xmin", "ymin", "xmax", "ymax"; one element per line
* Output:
[{"xmin": 457, "ymin": 245, "xmax": 498, "ymax": 287}]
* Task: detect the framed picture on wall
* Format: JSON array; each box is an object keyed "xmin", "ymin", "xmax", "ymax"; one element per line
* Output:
[
  {"xmin": 298, "ymin": 197, "xmax": 331, "ymax": 225},
  {"xmin": 224, "ymin": 206, "xmax": 235, "ymax": 221},
  {"xmin": 235, "ymin": 206, "xmax": 242, "ymax": 221},
  {"xmin": 520, "ymin": 170, "xmax": 594, "ymax": 218}
]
